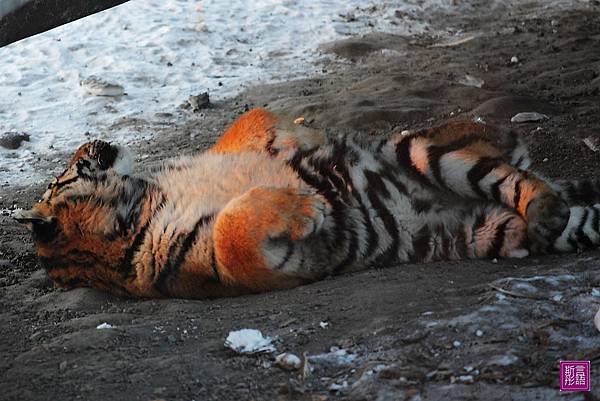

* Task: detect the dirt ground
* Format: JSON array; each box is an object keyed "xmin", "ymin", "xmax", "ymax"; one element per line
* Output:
[{"xmin": 2, "ymin": 1, "xmax": 600, "ymax": 400}]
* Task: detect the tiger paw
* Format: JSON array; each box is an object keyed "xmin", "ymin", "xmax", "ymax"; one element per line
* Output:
[
  {"xmin": 243, "ymin": 187, "xmax": 329, "ymax": 241},
  {"xmin": 526, "ymin": 192, "xmax": 570, "ymax": 253}
]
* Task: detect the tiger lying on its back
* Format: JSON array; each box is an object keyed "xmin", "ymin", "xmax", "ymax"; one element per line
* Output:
[{"xmin": 15, "ymin": 108, "xmax": 600, "ymax": 299}]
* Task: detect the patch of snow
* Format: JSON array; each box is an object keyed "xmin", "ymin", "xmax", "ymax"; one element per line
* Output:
[
  {"xmin": 329, "ymin": 380, "xmax": 349, "ymax": 392},
  {"xmin": 0, "ymin": 0, "xmax": 456, "ymax": 186},
  {"xmin": 309, "ymin": 346, "xmax": 357, "ymax": 366},
  {"xmin": 224, "ymin": 328, "xmax": 275, "ymax": 354},
  {"xmin": 96, "ymin": 322, "xmax": 113, "ymax": 329},
  {"xmin": 487, "ymin": 354, "xmax": 519, "ymax": 366}
]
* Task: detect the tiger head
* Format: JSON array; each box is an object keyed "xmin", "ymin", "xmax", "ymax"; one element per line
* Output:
[{"xmin": 14, "ymin": 140, "xmax": 142, "ymax": 295}]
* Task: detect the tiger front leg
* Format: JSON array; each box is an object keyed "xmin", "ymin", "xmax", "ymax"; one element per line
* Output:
[{"xmin": 213, "ymin": 186, "xmax": 330, "ymax": 292}]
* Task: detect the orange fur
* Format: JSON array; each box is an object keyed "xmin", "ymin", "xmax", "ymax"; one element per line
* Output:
[
  {"xmin": 16, "ymin": 109, "xmax": 573, "ymax": 299},
  {"xmin": 213, "ymin": 187, "xmax": 320, "ymax": 291},
  {"xmin": 210, "ymin": 108, "xmax": 278, "ymax": 154}
]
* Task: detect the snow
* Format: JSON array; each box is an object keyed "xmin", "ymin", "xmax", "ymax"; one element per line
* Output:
[
  {"xmin": 0, "ymin": 0, "xmax": 453, "ymax": 186},
  {"xmin": 309, "ymin": 346, "xmax": 357, "ymax": 366},
  {"xmin": 96, "ymin": 322, "xmax": 113, "ymax": 329},
  {"xmin": 224, "ymin": 328, "xmax": 275, "ymax": 354},
  {"xmin": 0, "ymin": 0, "xmax": 593, "ymax": 188}
]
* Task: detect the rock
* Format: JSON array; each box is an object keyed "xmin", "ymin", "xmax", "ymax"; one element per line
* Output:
[
  {"xmin": 59, "ymin": 361, "xmax": 68, "ymax": 371},
  {"xmin": 510, "ymin": 56, "xmax": 519, "ymax": 64},
  {"xmin": 510, "ymin": 112, "xmax": 549, "ymax": 123},
  {"xmin": 181, "ymin": 92, "xmax": 210, "ymax": 112},
  {"xmin": 0, "ymin": 132, "xmax": 30, "ymax": 150},
  {"xmin": 275, "ymin": 353, "xmax": 302, "ymax": 370},
  {"xmin": 80, "ymin": 76, "xmax": 124, "ymax": 97},
  {"xmin": 594, "ymin": 307, "xmax": 600, "ymax": 333},
  {"xmin": 470, "ymin": 96, "xmax": 557, "ymax": 119}
]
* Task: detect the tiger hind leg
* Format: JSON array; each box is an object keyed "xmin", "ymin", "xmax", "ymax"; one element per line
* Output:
[
  {"xmin": 381, "ymin": 121, "xmax": 569, "ymax": 252},
  {"xmin": 410, "ymin": 204, "xmax": 529, "ymax": 263},
  {"xmin": 210, "ymin": 108, "xmax": 326, "ymax": 155},
  {"xmin": 553, "ymin": 205, "xmax": 600, "ymax": 252},
  {"xmin": 550, "ymin": 178, "xmax": 600, "ymax": 206},
  {"xmin": 213, "ymin": 186, "xmax": 330, "ymax": 292}
]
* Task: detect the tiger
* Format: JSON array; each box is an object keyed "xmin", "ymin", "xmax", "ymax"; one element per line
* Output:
[{"xmin": 14, "ymin": 108, "xmax": 600, "ymax": 299}]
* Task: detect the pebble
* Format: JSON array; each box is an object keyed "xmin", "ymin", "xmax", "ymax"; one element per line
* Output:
[
  {"xmin": 453, "ymin": 340, "xmax": 462, "ymax": 348},
  {"xmin": 275, "ymin": 353, "xmax": 302, "ymax": 370},
  {"xmin": 59, "ymin": 361, "xmax": 68, "ymax": 371},
  {"xmin": 182, "ymin": 92, "xmax": 210, "ymax": 112},
  {"xmin": 510, "ymin": 112, "xmax": 548, "ymax": 123},
  {"xmin": 475, "ymin": 330, "xmax": 484, "ymax": 337},
  {"xmin": 0, "ymin": 132, "xmax": 30, "ymax": 150},
  {"xmin": 96, "ymin": 322, "xmax": 113, "ymax": 329},
  {"xmin": 510, "ymin": 56, "xmax": 519, "ymax": 64}
]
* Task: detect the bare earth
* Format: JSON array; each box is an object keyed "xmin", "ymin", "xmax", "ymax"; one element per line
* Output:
[{"xmin": 2, "ymin": 2, "xmax": 600, "ymax": 400}]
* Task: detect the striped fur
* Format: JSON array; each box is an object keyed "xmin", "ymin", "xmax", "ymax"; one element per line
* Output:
[{"xmin": 13, "ymin": 109, "xmax": 600, "ymax": 299}]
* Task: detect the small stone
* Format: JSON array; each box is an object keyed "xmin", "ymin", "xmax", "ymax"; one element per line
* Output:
[
  {"xmin": 59, "ymin": 361, "xmax": 68, "ymax": 371},
  {"xmin": 293, "ymin": 117, "xmax": 305, "ymax": 125},
  {"xmin": 475, "ymin": 330, "xmax": 484, "ymax": 337},
  {"xmin": 594, "ymin": 307, "xmax": 600, "ymax": 333},
  {"xmin": 96, "ymin": 322, "xmax": 113, "ymax": 329},
  {"xmin": 182, "ymin": 92, "xmax": 210, "ymax": 112},
  {"xmin": 275, "ymin": 352, "xmax": 302, "ymax": 370},
  {"xmin": 0, "ymin": 132, "xmax": 30, "ymax": 150},
  {"xmin": 510, "ymin": 56, "xmax": 519, "ymax": 64},
  {"xmin": 510, "ymin": 112, "xmax": 548, "ymax": 123},
  {"xmin": 167, "ymin": 335, "xmax": 177, "ymax": 343},
  {"xmin": 453, "ymin": 340, "xmax": 462, "ymax": 348}
]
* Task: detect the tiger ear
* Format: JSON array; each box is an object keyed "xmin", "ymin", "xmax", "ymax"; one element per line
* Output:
[{"xmin": 13, "ymin": 209, "xmax": 55, "ymax": 231}]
